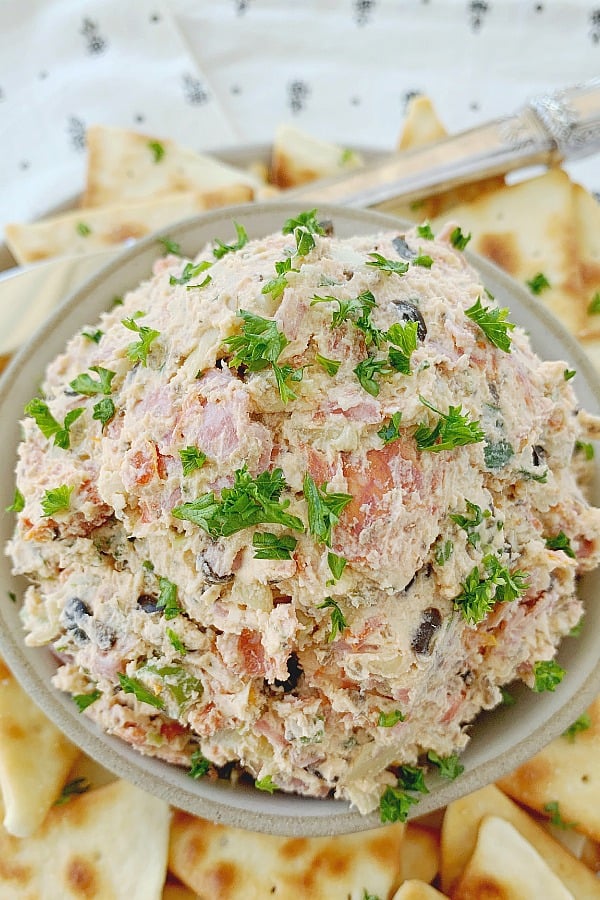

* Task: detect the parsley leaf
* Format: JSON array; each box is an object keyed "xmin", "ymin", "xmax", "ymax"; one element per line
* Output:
[
  {"xmin": 24, "ymin": 398, "xmax": 84, "ymax": 450},
  {"xmin": 122, "ymin": 316, "xmax": 160, "ymax": 366},
  {"xmin": 484, "ymin": 439, "xmax": 514, "ymax": 469},
  {"xmin": 532, "ymin": 660, "xmax": 566, "ymax": 692},
  {"xmin": 179, "ymin": 446, "xmax": 207, "ymax": 476},
  {"xmin": 387, "ymin": 321, "xmax": 419, "ymax": 375},
  {"xmin": 465, "ymin": 297, "xmax": 515, "ymax": 352},
  {"xmin": 413, "ymin": 253, "xmax": 433, "ymax": 268},
  {"xmin": 188, "ymin": 748, "xmax": 211, "ymax": 779},
  {"xmin": 213, "ymin": 221, "xmax": 248, "ymax": 259},
  {"xmin": 564, "ymin": 368, "xmax": 576, "ymax": 381},
  {"xmin": 327, "ymin": 552, "xmax": 347, "ymax": 582},
  {"xmin": 255, "ymin": 774, "xmax": 278, "ymax": 793},
  {"xmin": 427, "ymin": 751, "xmax": 464, "ymax": 780},
  {"xmin": 156, "ymin": 577, "xmax": 181, "ymax": 620},
  {"xmin": 252, "ymin": 532, "xmax": 297, "ymax": 560},
  {"xmin": 453, "ymin": 555, "xmax": 528, "ymax": 623},
  {"xmin": 145, "ymin": 664, "xmax": 202, "ymax": 708},
  {"xmin": 312, "ymin": 290, "xmax": 383, "ymax": 346},
  {"xmin": 435, "ymin": 539, "xmax": 453, "ymax": 566},
  {"xmin": 302, "ymin": 473, "xmax": 352, "ymax": 547},
  {"xmin": 54, "ymin": 777, "xmax": 90, "ymax": 806},
  {"xmin": 378, "ymin": 411, "xmax": 403, "ymax": 445},
  {"xmin": 398, "ymin": 764, "xmax": 429, "ymax": 794},
  {"xmin": 317, "ymin": 597, "xmax": 348, "ymax": 641},
  {"xmin": 377, "ymin": 709, "xmax": 405, "ymax": 727},
  {"xmin": 417, "ymin": 223, "xmax": 435, "ymax": 240},
  {"xmin": 92, "ymin": 398, "xmax": 115, "ymax": 430},
  {"xmin": 315, "ymin": 353, "xmax": 341, "ymax": 376},
  {"xmin": 223, "ymin": 310, "xmax": 299, "ymax": 402},
  {"xmin": 562, "ymin": 712, "xmax": 591, "ymax": 742},
  {"xmin": 118, "ymin": 673, "xmax": 164, "ymax": 709},
  {"xmin": 575, "ymin": 440, "xmax": 594, "ymax": 460},
  {"xmin": 379, "ymin": 785, "xmax": 420, "ymax": 823},
  {"xmin": 148, "ymin": 140, "xmax": 165, "ymax": 163},
  {"xmin": 569, "ymin": 616, "xmax": 584, "ymax": 638},
  {"xmin": 545, "ymin": 531, "xmax": 575, "ymax": 559},
  {"xmin": 282, "ymin": 209, "xmax": 325, "ymax": 236},
  {"xmin": 261, "ymin": 257, "xmax": 298, "ymax": 300},
  {"xmin": 158, "ymin": 235, "xmax": 182, "ymax": 256},
  {"xmin": 366, "ymin": 253, "xmax": 410, "ymax": 276},
  {"xmin": 72, "ymin": 689, "xmax": 102, "ymax": 712},
  {"xmin": 450, "ymin": 499, "xmax": 486, "ymax": 547},
  {"xmin": 450, "ymin": 227, "xmax": 471, "ymax": 250},
  {"xmin": 354, "ymin": 355, "xmax": 391, "ymax": 396},
  {"xmin": 415, "ymin": 397, "xmax": 485, "ymax": 453},
  {"xmin": 544, "ymin": 801, "xmax": 577, "ymax": 830},
  {"xmin": 527, "ymin": 272, "xmax": 551, "ymax": 294},
  {"xmin": 82, "ymin": 329, "xmax": 103, "ymax": 343},
  {"xmin": 500, "ymin": 686, "xmax": 516, "ymax": 706},
  {"xmin": 166, "ymin": 628, "xmax": 187, "ymax": 654},
  {"xmin": 5, "ymin": 487, "xmax": 24, "ymax": 513},
  {"xmin": 169, "ymin": 260, "xmax": 212, "ymax": 286},
  {"xmin": 41, "ymin": 485, "xmax": 73, "ymax": 517},
  {"xmin": 76, "ymin": 222, "xmax": 91, "ymax": 237},
  {"xmin": 588, "ymin": 292, "xmax": 600, "ymax": 315},
  {"xmin": 70, "ymin": 366, "xmax": 115, "ymax": 396},
  {"xmin": 173, "ymin": 466, "xmax": 304, "ymax": 538}
]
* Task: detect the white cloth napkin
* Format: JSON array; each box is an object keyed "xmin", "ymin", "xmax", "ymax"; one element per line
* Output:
[{"xmin": 0, "ymin": 0, "xmax": 238, "ymax": 227}]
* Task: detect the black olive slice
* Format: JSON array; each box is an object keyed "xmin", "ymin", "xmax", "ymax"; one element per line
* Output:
[
  {"xmin": 392, "ymin": 299, "xmax": 427, "ymax": 341},
  {"xmin": 392, "ymin": 235, "xmax": 417, "ymax": 260},
  {"xmin": 411, "ymin": 607, "xmax": 442, "ymax": 655},
  {"xmin": 274, "ymin": 652, "xmax": 303, "ymax": 692}
]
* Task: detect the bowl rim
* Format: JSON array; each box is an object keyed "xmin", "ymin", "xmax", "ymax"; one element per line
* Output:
[{"xmin": 2, "ymin": 200, "xmax": 600, "ymax": 836}]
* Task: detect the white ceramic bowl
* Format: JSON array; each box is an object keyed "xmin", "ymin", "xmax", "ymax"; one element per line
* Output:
[{"xmin": 1, "ymin": 202, "xmax": 600, "ymax": 836}]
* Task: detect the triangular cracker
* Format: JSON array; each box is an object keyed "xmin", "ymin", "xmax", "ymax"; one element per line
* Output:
[
  {"xmin": 452, "ymin": 816, "xmax": 574, "ymax": 899},
  {"xmin": 398, "ymin": 822, "xmax": 440, "ymax": 885},
  {"xmin": 0, "ymin": 657, "xmax": 79, "ymax": 837},
  {"xmin": 83, "ymin": 125, "xmax": 261, "ymax": 208},
  {"xmin": 0, "ymin": 779, "xmax": 170, "ymax": 898},
  {"xmin": 169, "ymin": 811, "xmax": 404, "ymax": 899},
  {"xmin": 270, "ymin": 123, "xmax": 363, "ymax": 188},
  {"xmin": 391, "ymin": 880, "xmax": 449, "ymax": 899},
  {"xmin": 571, "ymin": 185, "xmax": 600, "ymax": 372},
  {"xmin": 497, "ymin": 696, "xmax": 600, "ymax": 842},
  {"xmin": 397, "ymin": 95, "xmax": 448, "ymax": 151}
]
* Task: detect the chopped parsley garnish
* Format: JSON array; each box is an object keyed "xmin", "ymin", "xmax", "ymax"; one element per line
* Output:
[
  {"xmin": 543, "ymin": 801, "xmax": 577, "ymax": 830},
  {"xmin": 41, "ymin": 484, "xmax": 73, "ymax": 517},
  {"xmin": 339, "ymin": 148, "xmax": 356, "ymax": 165},
  {"xmin": 7, "ymin": 592, "xmax": 16, "ymax": 603},
  {"xmin": 169, "ymin": 260, "xmax": 212, "ymax": 286},
  {"xmin": 532, "ymin": 659, "xmax": 566, "ymax": 692},
  {"xmin": 526, "ymin": 272, "xmax": 551, "ymax": 295},
  {"xmin": 261, "ymin": 257, "xmax": 298, "ymax": 300},
  {"xmin": 562, "ymin": 712, "xmax": 591, "ymax": 742},
  {"xmin": 82, "ymin": 329, "xmax": 103, "ymax": 343},
  {"xmin": 312, "ymin": 290, "xmax": 381, "ymax": 342},
  {"xmin": 166, "ymin": 628, "xmax": 187, "ymax": 654},
  {"xmin": 121, "ymin": 316, "xmax": 160, "ymax": 366},
  {"xmin": 484, "ymin": 439, "xmax": 514, "ymax": 469},
  {"xmin": 212, "ymin": 221, "xmax": 249, "ymax": 259},
  {"xmin": 54, "ymin": 778, "xmax": 90, "ymax": 806},
  {"xmin": 252, "ymin": 532, "xmax": 297, "ymax": 560},
  {"xmin": 327, "ymin": 552, "xmax": 347, "ymax": 582},
  {"xmin": 412, "ymin": 253, "xmax": 433, "ymax": 268},
  {"xmin": 223, "ymin": 310, "xmax": 299, "ymax": 403},
  {"xmin": 158, "ymin": 235, "xmax": 182, "ymax": 256},
  {"xmin": 188, "ymin": 749, "xmax": 211, "ymax": 779},
  {"xmin": 564, "ymin": 369, "xmax": 576, "ymax": 381},
  {"xmin": 377, "ymin": 709, "xmax": 405, "ymax": 727},
  {"xmin": 366, "ymin": 253, "xmax": 409, "ymax": 276},
  {"xmin": 118, "ymin": 673, "xmax": 164, "ymax": 709},
  {"xmin": 72, "ymin": 689, "xmax": 102, "ymax": 712},
  {"xmin": 454, "ymin": 555, "xmax": 528, "ymax": 623},
  {"xmin": 465, "ymin": 297, "xmax": 515, "ymax": 352},
  {"xmin": 545, "ymin": 531, "xmax": 575, "ymax": 559},
  {"xmin": 5, "ymin": 487, "xmax": 24, "ymax": 513},
  {"xmin": 69, "ymin": 366, "xmax": 115, "ymax": 396},
  {"xmin": 387, "ymin": 321, "xmax": 419, "ymax": 375},
  {"xmin": 302, "ymin": 473, "xmax": 352, "ymax": 547},
  {"xmin": 575, "ymin": 440, "xmax": 594, "ymax": 460},
  {"xmin": 145, "ymin": 664, "xmax": 202, "ymax": 707},
  {"xmin": 569, "ymin": 616, "xmax": 584, "ymax": 637},
  {"xmin": 76, "ymin": 222, "xmax": 91, "ymax": 237},
  {"xmin": 417, "ymin": 223, "xmax": 435, "ymax": 240},
  {"xmin": 173, "ymin": 466, "xmax": 304, "ymax": 538},
  {"xmin": 450, "ymin": 499, "xmax": 488, "ymax": 547},
  {"xmin": 282, "ymin": 209, "xmax": 324, "ymax": 256},
  {"xmin": 92, "ymin": 398, "xmax": 115, "ymax": 430},
  {"xmin": 156, "ymin": 577, "xmax": 181, "ymax": 620},
  {"xmin": 500, "ymin": 686, "xmax": 516, "ymax": 706},
  {"xmin": 450, "ymin": 227, "xmax": 471, "ymax": 250},
  {"xmin": 353, "ymin": 355, "xmax": 391, "ymax": 397},
  {"xmin": 378, "ymin": 412, "xmax": 403, "ymax": 445},
  {"xmin": 435, "ymin": 539, "xmax": 453, "ymax": 566},
  {"xmin": 414, "ymin": 397, "xmax": 485, "ymax": 453},
  {"xmin": 588, "ymin": 292, "xmax": 600, "ymax": 315},
  {"xmin": 179, "ymin": 446, "xmax": 207, "ymax": 476},
  {"xmin": 427, "ymin": 751, "xmax": 464, "ymax": 780},
  {"xmin": 189, "ymin": 275, "xmax": 212, "ymax": 289},
  {"xmin": 398, "ymin": 765, "xmax": 429, "ymax": 794},
  {"xmin": 379, "ymin": 785, "xmax": 420, "ymax": 823},
  {"xmin": 317, "ymin": 597, "xmax": 348, "ymax": 641},
  {"xmin": 148, "ymin": 140, "xmax": 165, "ymax": 163},
  {"xmin": 255, "ymin": 774, "xmax": 278, "ymax": 793},
  {"xmin": 315, "ymin": 353, "xmax": 341, "ymax": 376},
  {"xmin": 24, "ymin": 398, "xmax": 84, "ymax": 450}
]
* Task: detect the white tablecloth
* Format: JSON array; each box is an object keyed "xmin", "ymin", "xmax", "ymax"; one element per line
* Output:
[{"xmin": 0, "ymin": 0, "xmax": 598, "ymax": 229}]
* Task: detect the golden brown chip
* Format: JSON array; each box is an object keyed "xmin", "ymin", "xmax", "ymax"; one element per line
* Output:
[
  {"xmin": 169, "ymin": 811, "xmax": 404, "ymax": 899},
  {"xmin": 84, "ymin": 125, "xmax": 261, "ymax": 208},
  {"xmin": 398, "ymin": 822, "xmax": 439, "ymax": 885},
  {"xmin": 440, "ymin": 783, "xmax": 600, "ymax": 897},
  {"xmin": 497, "ymin": 696, "xmax": 600, "ymax": 842},
  {"xmin": 452, "ymin": 816, "xmax": 574, "ymax": 899},
  {"xmin": 0, "ymin": 779, "xmax": 170, "ymax": 898},
  {"xmin": 163, "ymin": 882, "xmax": 199, "ymax": 900},
  {"xmin": 391, "ymin": 880, "xmax": 449, "ymax": 899},
  {"xmin": 572, "ymin": 184, "xmax": 600, "ymax": 351},
  {"xmin": 270, "ymin": 123, "xmax": 364, "ymax": 188},
  {"xmin": 0, "ymin": 657, "xmax": 80, "ymax": 837},
  {"xmin": 5, "ymin": 186, "xmax": 253, "ymax": 264},
  {"xmin": 397, "ymin": 95, "xmax": 447, "ymax": 151}
]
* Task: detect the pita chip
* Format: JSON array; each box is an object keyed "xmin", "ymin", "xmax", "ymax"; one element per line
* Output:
[
  {"xmin": 169, "ymin": 810, "xmax": 404, "ymax": 900},
  {"xmin": 397, "ymin": 95, "xmax": 447, "ymax": 151},
  {"xmin": 452, "ymin": 816, "xmax": 574, "ymax": 900},
  {"xmin": 163, "ymin": 883, "xmax": 199, "ymax": 900},
  {"xmin": 570, "ymin": 184, "xmax": 600, "ymax": 368},
  {"xmin": 497, "ymin": 695, "xmax": 600, "ymax": 842},
  {"xmin": 0, "ymin": 779, "xmax": 170, "ymax": 899},
  {"xmin": 0, "ymin": 657, "xmax": 79, "ymax": 838},
  {"xmin": 83, "ymin": 125, "xmax": 261, "ymax": 208},
  {"xmin": 391, "ymin": 881, "xmax": 448, "ymax": 900},
  {"xmin": 398, "ymin": 823, "xmax": 439, "ymax": 885},
  {"xmin": 270, "ymin": 123, "xmax": 364, "ymax": 188},
  {"xmin": 5, "ymin": 187, "xmax": 253, "ymax": 264},
  {"xmin": 440, "ymin": 783, "xmax": 600, "ymax": 898}
]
